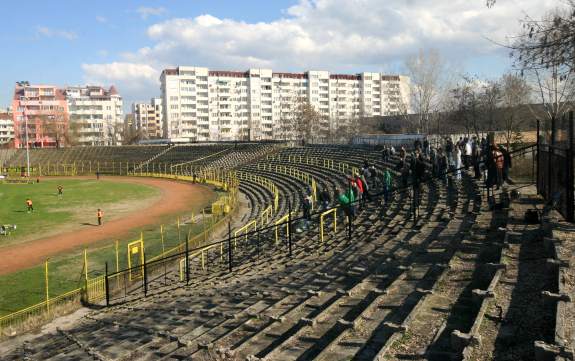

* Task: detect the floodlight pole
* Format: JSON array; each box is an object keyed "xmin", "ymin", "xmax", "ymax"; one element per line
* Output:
[{"xmin": 24, "ymin": 108, "xmax": 31, "ymax": 178}]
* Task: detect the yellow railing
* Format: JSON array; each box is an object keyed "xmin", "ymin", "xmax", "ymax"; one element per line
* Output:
[
  {"xmin": 320, "ymin": 208, "xmax": 338, "ymax": 243},
  {"xmin": 260, "ymin": 206, "xmax": 273, "ymax": 226},
  {"xmin": 266, "ymin": 154, "xmax": 359, "ymax": 177},
  {"xmin": 274, "ymin": 212, "xmax": 295, "ymax": 244},
  {"xmin": 234, "ymin": 220, "xmax": 257, "ymax": 249},
  {"xmin": 0, "ymin": 288, "xmax": 82, "ymax": 335}
]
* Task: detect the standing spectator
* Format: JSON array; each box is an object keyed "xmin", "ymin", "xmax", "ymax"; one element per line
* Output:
[
  {"xmin": 500, "ymin": 145, "xmax": 512, "ymax": 183},
  {"xmin": 445, "ymin": 138, "xmax": 454, "ymax": 169},
  {"xmin": 299, "ymin": 193, "xmax": 313, "ymax": 231},
  {"xmin": 382, "ymin": 168, "xmax": 393, "ymax": 204},
  {"xmin": 26, "ymin": 198, "xmax": 33, "ymax": 213},
  {"xmin": 97, "ymin": 208, "xmax": 104, "ymax": 225},
  {"xmin": 437, "ymin": 148, "xmax": 448, "ymax": 184},
  {"xmin": 430, "ymin": 147, "xmax": 438, "ymax": 177},
  {"xmin": 319, "ymin": 187, "xmax": 331, "ymax": 210},
  {"xmin": 423, "ymin": 137, "xmax": 430, "ymax": 156},
  {"xmin": 464, "ymin": 139, "xmax": 472, "ymax": 170},
  {"xmin": 455, "ymin": 147, "xmax": 463, "ymax": 181},
  {"xmin": 354, "ymin": 174, "xmax": 365, "ymax": 209},
  {"xmin": 96, "ymin": 171, "xmax": 100, "ymax": 180},
  {"xmin": 335, "ymin": 187, "xmax": 352, "ymax": 223},
  {"xmin": 493, "ymin": 146, "xmax": 504, "ymax": 189}
]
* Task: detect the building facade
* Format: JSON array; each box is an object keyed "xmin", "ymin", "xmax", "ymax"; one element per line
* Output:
[
  {"xmin": 0, "ymin": 113, "xmax": 13, "ymax": 145},
  {"xmin": 160, "ymin": 66, "xmax": 410, "ymax": 142},
  {"xmin": 65, "ymin": 86, "xmax": 124, "ymax": 146},
  {"xmin": 132, "ymin": 97, "xmax": 163, "ymax": 139},
  {"xmin": 12, "ymin": 83, "xmax": 70, "ymax": 148}
]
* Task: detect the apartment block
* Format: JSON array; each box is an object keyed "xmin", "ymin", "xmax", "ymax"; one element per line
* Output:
[
  {"xmin": 0, "ymin": 113, "xmax": 13, "ymax": 145},
  {"xmin": 132, "ymin": 97, "xmax": 163, "ymax": 139},
  {"xmin": 160, "ymin": 66, "xmax": 410, "ymax": 142},
  {"xmin": 12, "ymin": 82, "xmax": 70, "ymax": 148},
  {"xmin": 65, "ymin": 86, "xmax": 124, "ymax": 146}
]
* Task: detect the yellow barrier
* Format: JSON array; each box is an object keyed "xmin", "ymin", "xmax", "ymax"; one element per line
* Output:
[
  {"xmin": 320, "ymin": 208, "xmax": 338, "ymax": 243},
  {"xmin": 260, "ymin": 206, "xmax": 273, "ymax": 226},
  {"xmin": 234, "ymin": 220, "xmax": 257, "ymax": 249},
  {"xmin": 274, "ymin": 212, "xmax": 293, "ymax": 244},
  {"xmin": 127, "ymin": 238, "xmax": 145, "ymax": 281}
]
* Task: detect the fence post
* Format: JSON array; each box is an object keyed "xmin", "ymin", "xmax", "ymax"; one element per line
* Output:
[
  {"xmin": 143, "ymin": 249, "xmax": 148, "ymax": 297},
  {"xmin": 288, "ymin": 198, "xmax": 293, "ymax": 257},
  {"xmin": 228, "ymin": 222, "xmax": 233, "ymax": 272},
  {"xmin": 536, "ymin": 119, "xmax": 540, "ymax": 193},
  {"xmin": 548, "ymin": 115, "xmax": 555, "ymax": 200},
  {"xmin": 45, "ymin": 259, "xmax": 50, "ymax": 313},
  {"xmin": 185, "ymin": 235, "xmax": 190, "ymax": 285},
  {"xmin": 105, "ymin": 262, "xmax": 110, "ymax": 307},
  {"xmin": 568, "ymin": 111, "xmax": 574, "ymax": 222}
]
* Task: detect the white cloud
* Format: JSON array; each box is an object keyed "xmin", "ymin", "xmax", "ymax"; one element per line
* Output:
[
  {"xmin": 96, "ymin": 16, "xmax": 107, "ymax": 23},
  {"xmin": 36, "ymin": 26, "xmax": 77, "ymax": 40},
  {"xmin": 82, "ymin": 62, "xmax": 159, "ymax": 104},
  {"xmin": 84, "ymin": 0, "xmax": 564, "ymax": 106},
  {"xmin": 137, "ymin": 6, "xmax": 167, "ymax": 20}
]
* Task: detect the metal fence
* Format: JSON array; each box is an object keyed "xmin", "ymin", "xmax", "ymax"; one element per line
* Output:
[{"xmin": 537, "ymin": 112, "xmax": 574, "ymax": 222}]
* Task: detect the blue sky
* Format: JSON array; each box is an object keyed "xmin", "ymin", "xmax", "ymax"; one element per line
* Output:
[{"xmin": 0, "ymin": 0, "xmax": 562, "ymax": 110}]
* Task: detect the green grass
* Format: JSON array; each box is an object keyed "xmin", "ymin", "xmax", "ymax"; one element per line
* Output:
[
  {"xmin": 0, "ymin": 179, "xmax": 220, "ymax": 317},
  {"xmin": 0, "ymin": 179, "xmax": 160, "ymax": 247}
]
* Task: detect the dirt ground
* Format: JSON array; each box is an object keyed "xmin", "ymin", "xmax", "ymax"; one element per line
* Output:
[{"xmin": 0, "ymin": 176, "xmax": 213, "ymax": 276}]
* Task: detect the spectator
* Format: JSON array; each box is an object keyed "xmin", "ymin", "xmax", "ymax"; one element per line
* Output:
[
  {"xmin": 455, "ymin": 147, "xmax": 462, "ymax": 181},
  {"xmin": 493, "ymin": 146, "xmax": 504, "ymax": 189},
  {"xmin": 464, "ymin": 138, "xmax": 472, "ymax": 169},
  {"xmin": 437, "ymin": 148, "xmax": 448, "ymax": 184},
  {"xmin": 500, "ymin": 145, "xmax": 512, "ymax": 182},
  {"xmin": 318, "ymin": 187, "xmax": 331, "ymax": 210},
  {"xmin": 300, "ymin": 193, "xmax": 313, "ymax": 231},
  {"xmin": 382, "ymin": 168, "xmax": 393, "ymax": 204}
]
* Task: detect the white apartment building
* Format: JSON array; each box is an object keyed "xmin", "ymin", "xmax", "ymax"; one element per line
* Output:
[
  {"xmin": 132, "ymin": 97, "xmax": 163, "ymax": 139},
  {"xmin": 160, "ymin": 66, "xmax": 410, "ymax": 142},
  {"xmin": 65, "ymin": 86, "xmax": 124, "ymax": 146},
  {"xmin": 0, "ymin": 113, "xmax": 13, "ymax": 144}
]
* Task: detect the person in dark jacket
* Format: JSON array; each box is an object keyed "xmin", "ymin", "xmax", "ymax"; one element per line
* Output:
[{"xmin": 500, "ymin": 145, "xmax": 512, "ymax": 182}]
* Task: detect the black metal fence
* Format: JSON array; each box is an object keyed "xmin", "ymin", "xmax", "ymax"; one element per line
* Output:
[{"xmin": 537, "ymin": 111, "xmax": 574, "ymax": 222}]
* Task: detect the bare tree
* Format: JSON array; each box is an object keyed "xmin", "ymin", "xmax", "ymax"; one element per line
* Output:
[
  {"xmin": 527, "ymin": 65, "xmax": 575, "ymax": 133},
  {"xmin": 42, "ymin": 108, "xmax": 74, "ymax": 148},
  {"xmin": 404, "ymin": 48, "xmax": 449, "ymax": 134},
  {"xmin": 508, "ymin": 3, "xmax": 575, "ymax": 76},
  {"xmin": 500, "ymin": 73, "xmax": 532, "ymax": 149},
  {"xmin": 294, "ymin": 100, "xmax": 322, "ymax": 143}
]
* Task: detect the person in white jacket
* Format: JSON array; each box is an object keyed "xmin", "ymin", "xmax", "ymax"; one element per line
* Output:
[
  {"xmin": 455, "ymin": 147, "xmax": 462, "ymax": 180},
  {"xmin": 464, "ymin": 140, "xmax": 472, "ymax": 169}
]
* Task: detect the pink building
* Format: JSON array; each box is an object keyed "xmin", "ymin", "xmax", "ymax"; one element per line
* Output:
[{"xmin": 12, "ymin": 82, "xmax": 69, "ymax": 148}]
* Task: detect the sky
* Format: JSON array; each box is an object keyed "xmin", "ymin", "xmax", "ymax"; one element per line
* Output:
[{"xmin": 0, "ymin": 0, "xmax": 564, "ymax": 112}]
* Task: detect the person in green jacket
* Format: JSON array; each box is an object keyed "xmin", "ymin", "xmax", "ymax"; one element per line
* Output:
[{"xmin": 383, "ymin": 168, "xmax": 393, "ymax": 204}]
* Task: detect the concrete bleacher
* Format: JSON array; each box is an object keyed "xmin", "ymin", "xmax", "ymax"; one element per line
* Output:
[{"xmin": 0, "ymin": 145, "xmax": 565, "ymax": 361}]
